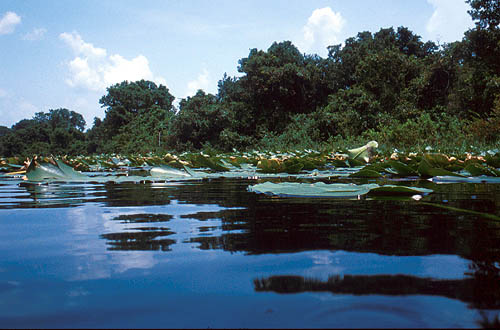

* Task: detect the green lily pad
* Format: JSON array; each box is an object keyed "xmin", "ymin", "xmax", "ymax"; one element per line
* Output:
[
  {"xmin": 423, "ymin": 153, "xmax": 451, "ymax": 168},
  {"xmin": 347, "ymin": 141, "xmax": 378, "ymax": 163},
  {"xmin": 464, "ymin": 163, "xmax": 499, "ymax": 177},
  {"xmin": 248, "ymin": 182, "xmax": 379, "ymax": 198},
  {"xmin": 26, "ymin": 158, "xmax": 89, "ymax": 181},
  {"xmin": 369, "ymin": 185, "xmax": 433, "ymax": 196},
  {"xmin": 417, "ymin": 157, "xmax": 465, "ymax": 178},
  {"xmin": 189, "ymin": 154, "xmax": 229, "ymax": 172},
  {"xmin": 388, "ymin": 160, "xmax": 418, "ymax": 176},
  {"xmin": 257, "ymin": 159, "xmax": 283, "ymax": 173},
  {"xmin": 346, "ymin": 158, "xmax": 366, "ymax": 167},
  {"xmin": 248, "ymin": 182, "xmax": 433, "ymax": 198},
  {"xmin": 431, "ymin": 176, "xmax": 500, "ymax": 183},
  {"xmin": 150, "ymin": 165, "xmax": 191, "ymax": 177},
  {"xmin": 282, "ymin": 159, "xmax": 304, "ymax": 174},
  {"xmin": 349, "ymin": 169, "xmax": 382, "ymax": 178}
]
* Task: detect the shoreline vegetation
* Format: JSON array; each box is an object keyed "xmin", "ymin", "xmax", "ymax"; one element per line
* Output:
[{"xmin": 0, "ymin": 0, "xmax": 499, "ymax": 157}]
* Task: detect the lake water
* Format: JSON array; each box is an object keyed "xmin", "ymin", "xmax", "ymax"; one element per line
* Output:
[{"xmin": 0, "ymin": 175, "xmax": 499, "ymax": 328}]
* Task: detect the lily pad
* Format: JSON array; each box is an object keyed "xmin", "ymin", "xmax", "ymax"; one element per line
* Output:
[
  {"xmin": 257, "ymin": 159, "xmax": 282, "ymax": 173},
  {"xmin": 248, "ymin": 181, "xmax": 379, "ymax": 198},
  {"xmin": 464, "ymin": 163, "xmax": 499, "ymax": 177},
  {"xmin": 388, "ymin": 160, "xmax": 418, "ymax": 176},
  {"xmin": 150, "ymin": 165, "xmax": 191, "ymax": 178},
  {"xmin": 430, "ymin": 176, "xmax": 500, "ymax": 183},
  {"xmin": 369, "ymin": 185, "xmax": 433, "ymax": 196},
  {"xmin": 417, "ymin": 157, "xmax": 465, "ymax": 178},
  {"xmin": 347, "ymin": 141, "xmax": 378, "ymax": 163},
  {"xmin": 247, "ymin": 182, "xmax": 433, "ymax": 198},
  {"xmin": 282, "ymin": 159, "xmax": 304, "ymax": 174},
  {"xmin": 349, "ymin": 169, "xmax": 382, "ymax": 178},
  {"xmin": 26, "ymin": 157, "xmax": 89, "ymax": 181},
  {"xmin": 189, "ymin": 154, "xmax": 229, "ymax": 172}
]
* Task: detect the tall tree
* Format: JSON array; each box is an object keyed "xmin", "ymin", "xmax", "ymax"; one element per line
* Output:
[
  {"xmin": 466, "ymin": 0, "xmax": 500, "ymax": 30},
  {"xmin": 99, "ymin": 80, "xmax": 175, "ymax": 139},
  {"xmin": 97, "ymin": 80, "xmax": 175, "ymax": 153},
  {"xmin": 169, "ymin": 90, "xmax": 228, "ymax": 150}
]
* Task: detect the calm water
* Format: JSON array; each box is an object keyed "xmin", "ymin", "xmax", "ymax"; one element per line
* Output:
[{"xmin": 0, "ymin": 175, "xmax": 499, "ymax": 328}]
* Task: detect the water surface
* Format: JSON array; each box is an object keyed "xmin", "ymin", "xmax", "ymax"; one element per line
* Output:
[{"xmin": 0, "ymin": 176, "xmax": 499, "ymax": 328}]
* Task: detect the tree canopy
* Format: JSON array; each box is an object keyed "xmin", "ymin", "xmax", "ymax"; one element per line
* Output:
[{"xmin": 1, "ymin": 0, "xmax": 499, "ymax": 156}]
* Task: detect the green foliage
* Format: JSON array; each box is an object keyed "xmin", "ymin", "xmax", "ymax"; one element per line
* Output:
[
  {"xmin": 96, "ymin": 80, "xmax": 175, "ymax": 154},
  {"xmin": 168, "ymin": 90, "xmax": 227, "ymax": 150},
  {"xmin": 0, "ymin": 108, "xmax": 86, "ymax": 157},
  {"xmin": 1, "ymin": 0, "xmax": 499, "ymax": 156},
  {"xmin": 363, "ymin": 111, "xmax": 468, "ymax": 151},
  {"xmin": 466, "ymin": 0, "xmax": 500, "ymax": 30}
]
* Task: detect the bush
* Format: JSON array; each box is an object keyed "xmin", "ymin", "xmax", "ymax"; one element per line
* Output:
[
  {"xmin": 467, "ymin": 94, "xmax": 500, "ymax": 143},
  {"xmin": 363, "ymin": 110, "xmax": 468, "ymax": 151}
]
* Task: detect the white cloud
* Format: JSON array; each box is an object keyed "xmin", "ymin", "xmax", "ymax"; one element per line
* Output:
[
  {"xmin": 426, "ymin": 0, "xmax": 474, "ymax": 43},
  {"xmin": 298, "ymin": 7, "xmax": 345, "ymax": 56},
  {"xmin": 0, "ymin": 11, "xmax": 21, "ymax": 35},
  {"xmin": 186, "ymin": 68, "xmax": 213, "ymax": 97},
  {"xmin": 0, "ymin": 88, "xmax": 7, "ymax": 98},
  {"xmin": 22, "ymin": 28, "xmax": 47, "ymax": 41},
  {"xmin": 59, "ymin": 31, "xmax": 166, "ymax": 91},
  {"xmin": 60, "ymin": 31, "xmax": 106, "ymax": 58}
]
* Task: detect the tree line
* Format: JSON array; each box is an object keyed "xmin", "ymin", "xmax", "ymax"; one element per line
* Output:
[{"xmin": 1, "ymin": 0, "xmax": 499, "ymax": 157}]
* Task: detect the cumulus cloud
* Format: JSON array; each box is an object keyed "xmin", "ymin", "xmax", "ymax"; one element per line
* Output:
[
  {"xmin": 298, "ymin": 7, "xmax": 345, "ymax": 56},
  {"xmin": 186, "ymin": 68, "xmax": 212, "ymax": 97},
  {"xmin": 60, "ymin": 31, "xmax": 106, "ymax": 58},
  {"xmin": 22, "ymin": 27, "xmax": 47, "ymax": 41},
  {"xmin": 59, "ymin": 31, "xmax": 166, "ymax": 91},
  {"xmin": 426, "ymin": 0, "xmax": 474, "ymax": 43},
  {"xmin": 0, "ymin": 11, "xmax": 21, "ymax": 35}
]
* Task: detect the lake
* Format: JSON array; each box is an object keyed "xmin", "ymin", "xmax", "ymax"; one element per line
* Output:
[{"xmin": 0, "ymin": 175, "xmax": 499, "ymax": 328}]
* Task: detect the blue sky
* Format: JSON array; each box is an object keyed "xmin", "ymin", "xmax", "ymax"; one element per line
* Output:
[{"xmin": 0, "ymin": 0, "xmax": 474, "ymax": 129}]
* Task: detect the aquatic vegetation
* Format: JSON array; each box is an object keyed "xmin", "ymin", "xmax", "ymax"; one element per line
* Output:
[
  {"xmin": 247, "ymin": 181, "xmax": 433, "ymax": 198},
  {"xmin": 6, "ymin": 141, "xmax": 498, "ymax": 197}
]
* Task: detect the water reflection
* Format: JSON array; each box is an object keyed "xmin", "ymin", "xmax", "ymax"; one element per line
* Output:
[
  {"xmin": 101, "ymin": 229, "xmax": 176, "ymax": 251},
  {"xmin": 13, "ymin": 178, "xmax": 494, "ymax": 262},
  {"xmin": 1, "ymin": 176, "xmax": 500, "ymax": 327},
  {"xmin": 100, "ymin": 213, "xmax": 175, "ymax": 251},
  {"xmin": 254, "ymin": 264, "xmax": 500, "ymax": 309}
]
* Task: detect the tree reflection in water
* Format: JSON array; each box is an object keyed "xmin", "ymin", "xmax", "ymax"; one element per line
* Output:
[{"xmin": 253, "ymin": 262, "xmax": 500, "ymax": 310}]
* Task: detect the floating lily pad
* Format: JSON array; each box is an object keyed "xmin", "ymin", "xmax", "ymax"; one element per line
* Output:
[
  {"xmin": 388, "ymin": 160, "xmax": 418, "ymax": 176},
  {"xmin": 369, "ymin": 185, "xmax": 433, "ymax": 196},
  {"xmin": 150, "ymin": 165, "xmax": 191, "ymax": 178},
  {"xmin": 430, "ymin": 176, "xmax": 500, "ymax": 183},
  {"xmin": 417, "ymin": 157, "xmax": 465, "ymax": 178},
  {"xmin": 282, "ymin": 159, "xmax": 304, "ymax": 174},
  {"xmin": 189, "ymin": 154, "xmax": 229, "ymax": 172},
  {"xmin": 349, "ymin": 169, "xmax": 382, "ymax": 178},
  {"xmin": 464, "ymin": 163, "xmax": 499, "ymax": 177},
  {"xmin": 257, "ymin": 159, "xmax": 282, "ymax": 173},
  {"xmin": 26, "ymin": 158, "xmax": 88, "ymax": 181},
  {"xmin": 248, "ymin": 182, "xmax": 433, "ymax": 198},
  {"xmin": 248, "ymin": 181, "xmax": 379, "ymax": 198}
]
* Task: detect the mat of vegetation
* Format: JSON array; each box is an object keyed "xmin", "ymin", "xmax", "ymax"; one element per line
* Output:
[{"xmin": 2, "ymin": 142, "xmax": 500, "ymax": 198}]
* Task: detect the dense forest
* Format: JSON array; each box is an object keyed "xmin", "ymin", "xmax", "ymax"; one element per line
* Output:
[{"xmin": 1, "ymin": 0, "xmax": 499, "ymax": 157}]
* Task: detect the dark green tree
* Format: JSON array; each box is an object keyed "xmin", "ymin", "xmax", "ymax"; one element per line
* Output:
[
  {"xmin": 168, "ymin": 90, "xmax": 228, "ymax": 150},
  {"xmin": 0, "ymin": 108, "xmax": 86, "ymax": 156},
  {"xmin": 467, "ymin": 0, "xmax": 500, "ymax": 30},
  {"xmin": 96, "ymin": 80, "xmax": 175, "ymax": 153}
]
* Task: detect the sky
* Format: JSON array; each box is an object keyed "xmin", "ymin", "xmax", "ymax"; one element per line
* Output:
[{"xmin": 0, "ymin": 0, "xmax": 475, "ymax": 130}]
